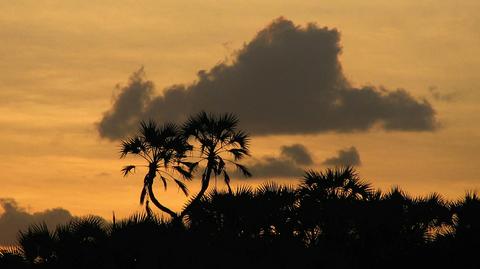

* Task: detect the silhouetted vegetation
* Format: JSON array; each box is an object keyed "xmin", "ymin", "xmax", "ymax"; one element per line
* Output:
[
  {"xmin": 120, "ymin": 120, "xmax": 193, "ymax": 218},
  {"xmin": 2, "ymin": 113, "xmax": 479, "ymax": 268},
  {"xmin": 2, "ymin": 169, "xmax": 480, "ymax": 268},
  {"xmin": 120, "ymin": 112, "xmax": 251, "ymax": 219}
]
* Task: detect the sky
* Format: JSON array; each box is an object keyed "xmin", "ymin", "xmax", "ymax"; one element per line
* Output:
[{"xmin": 1, "ymin": 0, "xmax": 480, "ymax": 242}]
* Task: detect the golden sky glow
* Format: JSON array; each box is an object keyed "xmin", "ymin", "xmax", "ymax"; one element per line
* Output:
[{"xmin": 1, "ymin": 0, "xmax": 479, "ymax": 219}]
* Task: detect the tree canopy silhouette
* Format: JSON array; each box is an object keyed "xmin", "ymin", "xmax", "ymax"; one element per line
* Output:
[
  {"xmin": 180, "ymin": 112, "xmax": 252, "ymax": 218},
  {"xmin": 120, "ymin": 120, "xmax": 194, "ymax": 218},
  {"xmin": 120, "ymin": 112, "xmax": 251, "ymax": 219},
  {"xmin": 2, "ymin": 167, "xmax": 480, "ymax": 269}
]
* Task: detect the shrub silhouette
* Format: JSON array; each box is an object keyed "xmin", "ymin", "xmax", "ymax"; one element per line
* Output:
[{"xmin": 6, "ymin": 171, "xmax": 480, "ymax": 269}]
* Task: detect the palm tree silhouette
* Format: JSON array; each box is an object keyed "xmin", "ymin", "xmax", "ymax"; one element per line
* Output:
[
  {"xmin": 17, "ymin": 223, "xmax": 56, "ymax": 266},
  {"xmin": 444, "ymin": 191, "xmax": 480, "ymax": 267},
  {"xmin": 452, "ymin": 192, "xmax": 480, "ymax": 239},
  {"xmin": 299, "ymin": 167, "xmax": 372, "ymax": 200},
  {"xmin": 296, "ymin": 167, "xmax": 372, "ymax": 248},
  {"xmin": 185, "ymin": 184, "xmax": 303, "ymax": 268},
  {"xmin": 180, "ymin": 112, "xmax": 251, "ymax": 218},
  {"xmin": 120, "ymin": 120, "xmax": 194, "ymax": 218},
  {"xmin": 355, "ymin": 187, "xmax": 451, "ymax": 267},
  {"xmin": 109, "ymin": 213, "xmax": 173, "ymax": 268},
  {"xmin": 254, "ymin": 182, "xmax": 297, "ymax": 240},
  {"xmin": 55, "ymin": 216, "xmax": 108, "ymax": 268}
]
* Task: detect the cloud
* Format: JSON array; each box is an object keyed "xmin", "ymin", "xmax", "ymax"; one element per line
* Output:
[
  {"xmin": 0, "ymin": 198, "xmax": 73, "ymax": 245},
  {"xmin": 96, "ymin": 172, "xmax": 111, "ymax": 177},
  {"xmin": 280, "ymin": 144, "xmax": 313, "ymax": 165},
  {"xmin": 248, "ymin": 157, "xmax": 305, "ymax": 178},
  {"xmin": 428, "ymin": 86, "xmax": 458, "ymax": 102},
  {"xmin": 243, "ymin": 144, "xmax": 313, "ymax": 178},
  {"xmin": 97, "ymin": 68, "xmax": 154, "ymax": 140},
  {"xmin": 323, "ymin": 146, "xmax": 361, "ymax": 167},
  {"xmin": 97, "ymin": 17, "xmax": 438, "ymax": 140}
]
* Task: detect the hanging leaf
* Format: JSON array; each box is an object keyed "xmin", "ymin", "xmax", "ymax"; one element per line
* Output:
[
  {"xmin": 160, "ymin": 176, "xmax": 168, "ymax": 191},
  {"xmin": 180, "ymin": 161, "xmax": 199, "ymax": 172},
  {"xmin": 140, "ymin": 186, "xmax": 147, "ymax": 205},
  {"xmin": 228, "ymin": 148, "xmax": 249, "ymax": 160},
  {"xmin": 174, "ymin": 179, "xmax": 189, "ymax": 196},
  {"xmin": 235, "ymin": 163, "xmax": 252, "ymax": 177},
  {"xmin": 121, "ymin": 165, "xmax": 136, "ymax": 177},
  {"xmin": 174, "ymin": 166, "xmax": 193, "ymax": 180},
  {"xmin": 223, "ymin": 171, "xmax": 232, "ymax": 194},
  {"xmin": 217, "ymin": 158, "xmax": 225, "ymax": 175}
]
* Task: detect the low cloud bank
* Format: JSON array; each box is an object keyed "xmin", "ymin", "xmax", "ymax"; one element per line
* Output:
[
  {"xmin": 323, "ymin": 146, "xmax": 362, "ymax": 167},
  {"xmin": 246, "ymin": 144, "xmax": 313, "ymax": 178},
  {"xmin": 0, "ymin": 198, "xmax": 73, "ymax": 245}
]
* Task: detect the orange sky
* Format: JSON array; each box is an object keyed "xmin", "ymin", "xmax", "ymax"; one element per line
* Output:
[{"xmin": 1, "ymin": 0, "xmax": 479, "ymax": 219}]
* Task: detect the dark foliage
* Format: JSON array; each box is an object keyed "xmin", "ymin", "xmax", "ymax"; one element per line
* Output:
[{"xmin": 3, "ymin": 167, "xmax": 480, "ymax": 269}]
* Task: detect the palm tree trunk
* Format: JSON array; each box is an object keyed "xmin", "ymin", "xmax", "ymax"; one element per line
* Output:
[
  {"xmin": 179, "ymin": 161, "xmax": 213, "ymax": 219},
  {"xmin": 147, "ymin": 184, "xmax": 177, "ymax": 218},
  {"xmin": 145, "ymin": 171, "xmax": 177, "ymax": 219}
]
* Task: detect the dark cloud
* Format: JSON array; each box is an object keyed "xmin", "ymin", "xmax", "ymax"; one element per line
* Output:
[
  {"xmin": 323, "ymin": 146, "xmax": 361, "ymax": 167},
  {"xmin": 97, "ymin": 17, "xmax": 438, "ymax": 139},
  {"xmin": 280, "ymin": 144, "xmax": 313, "ymax": 165},
  {"xmin": 0, "ymin": 198, "xmax": 73, "ymax": 245},
  {"xmin": 248, "ymin": 157, "xmax": 305, "ymax": 178},
  {"xmin": 97, "ymin": 68, "xmax": 154, "ymax": 140},
  {"xmin": 243, "ymin": 144, "xmax": 313, "ymax": 178},
  {"xmin": 429, "ymin": 86, "xmax": 458, "ymax": 102}
]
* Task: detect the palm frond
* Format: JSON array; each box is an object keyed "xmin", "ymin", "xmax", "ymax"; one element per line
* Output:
[
  {"xmin": 139, "ymin": 120, "xmax": 161, "ymax": 146},
  {"xmin": 174, "ymin": 165, "xmax": 193, "ymax": 180},
  {"xmin": 302, "ymin": 169, "xmax": 321, "ymax": 186},
  {"xmin": 223, "ymin": 170, "xmax": 231, "ymax": 193},
  {"xmin": 216, "ymin": 157, "xmax": 225, "ymax": 175},
  {"xmin": 174, "ymin": 179, "xmax": 189, "ymax": 196},
  {"xmin": 235, "ymin": 185, "xmax": 254, "ymax": 196},
  {"xmin": 160, "ymin": 175, "xmax": 168, "ymax": 190},
  {"xmin": 180, "ymin": 161, "xmax": 199, "ymax": 172},
  {"xmin": 234, "ymin": 163, "xmax": 252, "ymax": 177},
  {"xmin": 228, "ymin": 148, "xmax": 250, "ymax": 160},
  {"xmin": 217, "ymin": 113, "xmax": 238, "ymax": 132},
  {"xmin": 120, "ymin": 136, "xmax": 145, "ymax": 158},
  {"xmin": 257, "ymin": 181, "xmax": 282, "ymax": 194},
  {"xmin": 121, "ymin": 165, "xmax": 136, "ymax": 177},
  {"xmin": 140, "ymin": 185, "xmax": 148, "ymax": 205},
  {"xmin": 227, "ymin": 130, "xmax": 250, "ymax": 149}
]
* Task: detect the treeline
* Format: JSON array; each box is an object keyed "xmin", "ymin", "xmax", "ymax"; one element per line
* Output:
[{"xmin": 1, "ymin": 167, "xmax": 479, "ymax": 269}]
